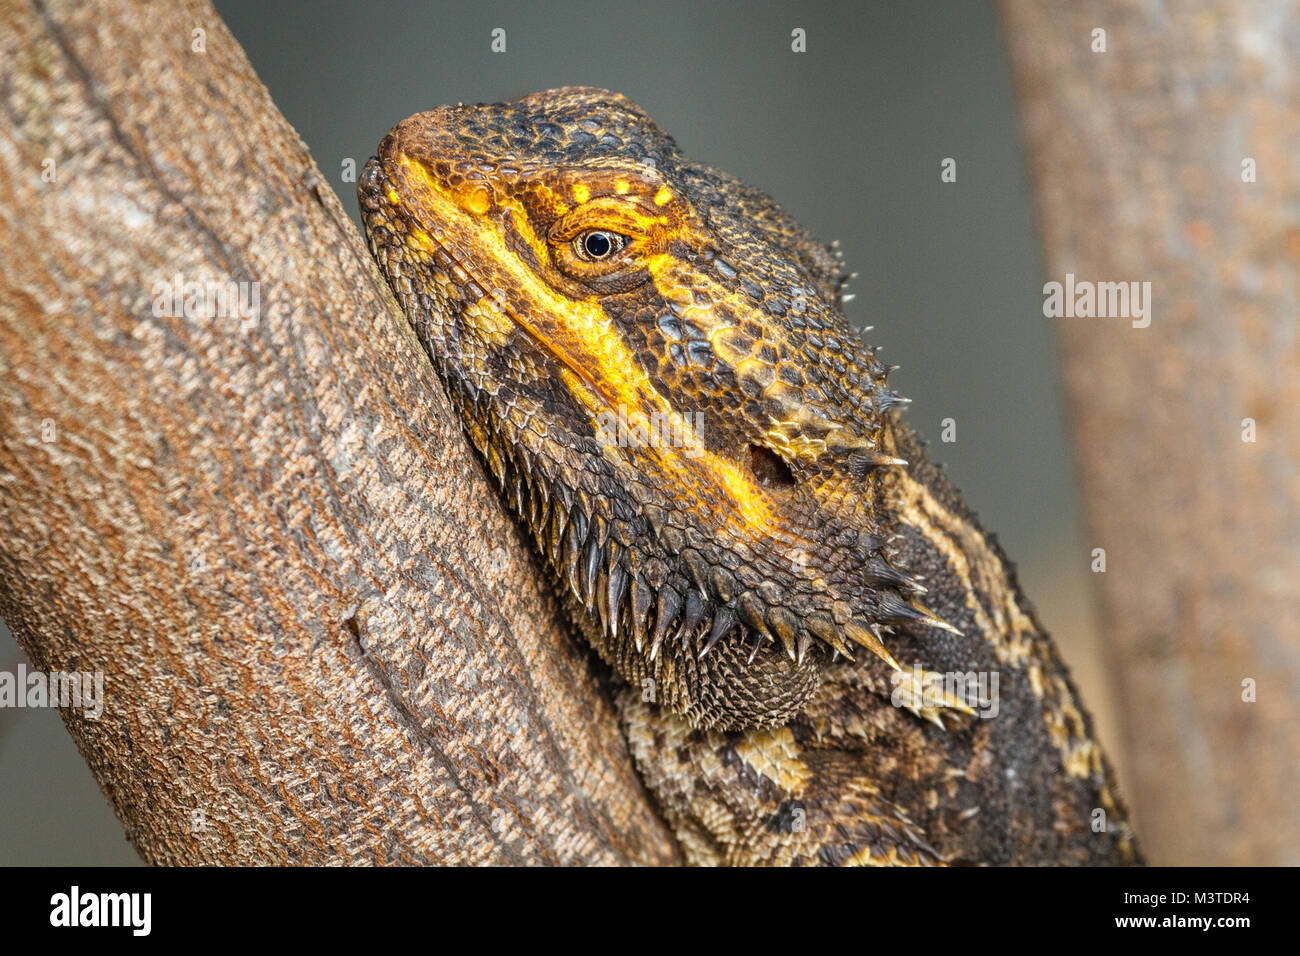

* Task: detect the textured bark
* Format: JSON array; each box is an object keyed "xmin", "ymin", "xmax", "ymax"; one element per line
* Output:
[
  {"xmin": 1001, "ymin": 0, "xmax": 1299, "ymax": 864},
  {"xmin": 0, "ymin": 0, "xmax": 678, "ymax": 865}
]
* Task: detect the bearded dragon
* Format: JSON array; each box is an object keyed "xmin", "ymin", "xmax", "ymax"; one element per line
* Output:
[{"xmin": 358, "ymin": 87, "xmax": 1140, "ymax": 866}]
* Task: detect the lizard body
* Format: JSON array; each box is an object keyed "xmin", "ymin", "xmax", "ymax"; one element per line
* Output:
[{"xmin": 359, "ymin": 87, "xmax": 1140, "ymax": 865}]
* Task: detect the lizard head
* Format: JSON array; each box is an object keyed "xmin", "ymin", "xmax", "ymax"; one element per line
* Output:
[{"xmin": 360, "ymin": 87, "xmax": 955, "ymax": 730}]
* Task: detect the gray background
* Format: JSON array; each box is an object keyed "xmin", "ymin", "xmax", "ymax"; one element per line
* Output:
[{"xmin": 0, "ymin": 0, "xmax": 1116, "ymax": 864}]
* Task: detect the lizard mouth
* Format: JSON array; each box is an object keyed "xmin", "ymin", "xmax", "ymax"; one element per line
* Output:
[
  {"xmin": 361, "ymin": 156, "xmax": 496, "ymax": 315},
  {"xmin": 362, "ymin": 154, "xmax": 642, "ymax": 442},
  {"xmin": 360, "ymin": 155, "xmax": 482, "ymax": 295}
]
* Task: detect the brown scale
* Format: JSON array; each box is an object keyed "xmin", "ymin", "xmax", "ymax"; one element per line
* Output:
[{"xmin": 360, "ymin": 88, "xmax": 1141, "ymax": 865}]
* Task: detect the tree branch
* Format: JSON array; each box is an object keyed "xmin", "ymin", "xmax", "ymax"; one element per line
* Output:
[
  {"xmin": 1001, "ymin": 0, "xmax": 1299, "ymax": 864},
  {"xmin": 0, "ymin": 0, "xmax": 678, "ymax": 864}
]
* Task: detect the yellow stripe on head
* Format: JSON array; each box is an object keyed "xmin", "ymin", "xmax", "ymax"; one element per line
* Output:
[{"xmin": 394, "ymin": 153, "xmax": 779, "ymax": 535}]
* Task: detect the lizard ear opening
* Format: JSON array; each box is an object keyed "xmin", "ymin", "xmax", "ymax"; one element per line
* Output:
[{"xmin": 746, "ymin": 444, "xmax": 796, "ymax": 489}]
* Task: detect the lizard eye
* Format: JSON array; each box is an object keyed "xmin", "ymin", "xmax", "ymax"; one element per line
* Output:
[
  {"xmin": 574, "ymin": 230, "xmax": 626, "ymax": 261},
  {"xmin": 548, "ymin": 198, "xmax": 649, "ymax": 288}
]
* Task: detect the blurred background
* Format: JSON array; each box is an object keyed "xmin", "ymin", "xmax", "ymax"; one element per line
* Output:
[{"xmin": 0, "ymin": 0, "xmax": 1120, "ymax": 864}]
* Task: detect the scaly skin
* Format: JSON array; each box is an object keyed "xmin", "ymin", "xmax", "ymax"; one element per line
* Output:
[{"xmin": 359, "ymin": 87, "xmax": 1140, "ymax": 865}]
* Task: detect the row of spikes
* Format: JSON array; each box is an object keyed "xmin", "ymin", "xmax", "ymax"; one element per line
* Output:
[
  {"xmin": 457, "ymin": 375, "xmax": 964, "ymax": 707},
  {"xmin": 833, "ymin": 255, "xmax": 911, "ymax": 414}
]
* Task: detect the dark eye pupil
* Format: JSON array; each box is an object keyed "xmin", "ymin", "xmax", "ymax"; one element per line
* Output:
[{"xmin": 583, "ymin": 231, "xmax": 613, "ymax": 258}]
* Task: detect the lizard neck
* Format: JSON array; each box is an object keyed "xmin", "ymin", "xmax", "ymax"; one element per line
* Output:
[{"xmin": 868, "ymin": 417, "xmax": 1140, "ymax": 861}]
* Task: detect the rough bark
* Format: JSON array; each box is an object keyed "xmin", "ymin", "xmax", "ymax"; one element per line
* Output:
[
  {"xmin": 1001, "ymin": 0, "xmax": 1299, "ymax": 864},
  {"xmin": 0, "ymin": 0, "xmax": 678, "ymax": 865}
]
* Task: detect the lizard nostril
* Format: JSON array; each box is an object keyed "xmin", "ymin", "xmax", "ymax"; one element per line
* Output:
[
  {"xmin": 746, "ymin": 444, "xmax": 796, "ymax": 489},
  {"xmin": 456, "ymin": 182, "xmax": 494, "ymax": 215}
]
